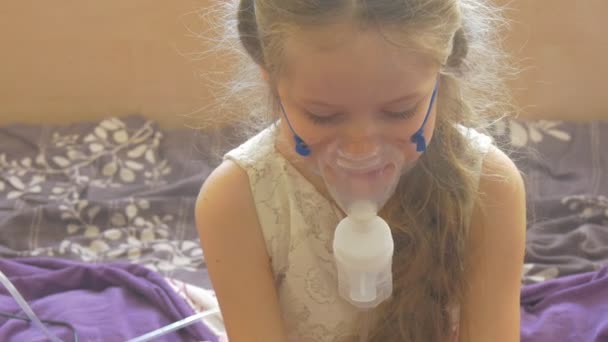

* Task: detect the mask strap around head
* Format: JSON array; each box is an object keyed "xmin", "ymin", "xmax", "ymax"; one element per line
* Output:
[
  {"xmin": 410, "ymin": 82, "xmax": 439, "ymax": 153},
  {"xmin": 279, "ymin": 101, "xmax": 311, "ymax": 157}
]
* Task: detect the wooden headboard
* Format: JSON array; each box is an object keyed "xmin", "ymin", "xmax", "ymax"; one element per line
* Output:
[{"xmin": 0, "ymin": 1, "xmax": 606, "ymax": 127}]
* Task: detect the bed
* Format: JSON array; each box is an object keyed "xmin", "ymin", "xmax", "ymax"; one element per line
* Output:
[
  {"xmin": 0, "ymin": 116, "xmax": 225, "ymax": 341},
  {"xmin": 498, "ymin": 119, "xmax": 608, "ymax": 341}
]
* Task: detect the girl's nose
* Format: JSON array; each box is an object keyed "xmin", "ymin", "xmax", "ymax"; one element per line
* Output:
[
  {"xmin": 337, "ymin": 139, "xmax": 380, "ymax": 161},
  {"xmin": 336, "ymin": 115, "xmax": 384, "ymax": 159}
]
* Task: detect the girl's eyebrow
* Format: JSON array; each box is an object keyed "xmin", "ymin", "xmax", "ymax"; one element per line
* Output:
[
  {"xmin": 298, "ymin": 92, "xmax": 421, "ymax": 108},
  {"xmin": 384, "ymin": 92, "xmax": 423, "ymax": 105}
]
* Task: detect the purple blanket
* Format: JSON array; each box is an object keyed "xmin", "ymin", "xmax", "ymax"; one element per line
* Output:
[
  {"xmin": 0, "ymin": 258, "xmax": 215, "ymax": 341},
  {"xmin": 521, "ymin": 266, "xmax": 608, "ymax": 342}
]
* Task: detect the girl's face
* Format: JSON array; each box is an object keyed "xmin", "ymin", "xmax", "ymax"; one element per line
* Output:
[
  {"xmin": 274, "ymin": 25, "xmax": 441, "ymax": 168},
  {"xmin": 277, "ymin": 27, "xmax": 439, "ymax": 161}
]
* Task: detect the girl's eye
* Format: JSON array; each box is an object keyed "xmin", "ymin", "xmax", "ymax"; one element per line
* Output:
[
  {"xmin": 304, "ymin": 111, "xmax": 342, "ymax": 125},
  {"xmin": 303, "ymin": 108, "xmax": 417, "ymax": 125},
  {"xmin": 384, "ymin": 109, "xmax": 417, "ymax": 120}
]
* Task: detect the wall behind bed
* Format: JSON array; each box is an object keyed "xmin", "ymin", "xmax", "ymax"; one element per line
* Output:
[
  {"xmin": 0, "ymin": 0, "xmax": 224, "ymax": 128},
  {"xmin": 0, "ymin": 0, "xmax": 606, "ymax": 127}
]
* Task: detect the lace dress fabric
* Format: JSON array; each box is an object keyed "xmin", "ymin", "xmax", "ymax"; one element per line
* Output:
[{"xmin": 224, "ymin": 124, "xmax": 492, "ymax": 341}]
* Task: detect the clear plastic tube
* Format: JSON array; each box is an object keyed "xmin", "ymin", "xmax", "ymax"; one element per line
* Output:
[
  {"xmin": 0, "ymin": 269, "xmax": 63, "ymax": 342},
  {"xmin": 126, "ymin": 308, "xmax": 221, "ymax": 342}
]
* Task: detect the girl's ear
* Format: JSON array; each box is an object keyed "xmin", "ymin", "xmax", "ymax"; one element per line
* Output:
[
  {"xmin": 261, "ymin": 67, "xmax": 280, "ymax": 100},
  {"xmin": 260, "ymin": 67, "xmax": 270, "ymax": 82}
]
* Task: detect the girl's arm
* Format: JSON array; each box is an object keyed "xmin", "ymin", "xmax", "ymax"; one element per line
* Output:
[
  {"xmin": 460, "ymin": 147, "xmax": 526, "ymax": 342},
  {"xmin": 196, "ymin": 160, "xmax": 288, "ymax": 342}
]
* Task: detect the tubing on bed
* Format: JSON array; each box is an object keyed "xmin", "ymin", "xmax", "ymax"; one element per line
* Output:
[
  {"xmin": 0, "ymin": 269, "xmax": 64, "ymax": 342},
  {"xmin": 126, "ymin": 308, "xmax": 221, "ymax": 342}
]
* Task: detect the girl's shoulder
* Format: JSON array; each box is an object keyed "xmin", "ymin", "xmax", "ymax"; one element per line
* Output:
[
  {"xmin": 457, "ymin": 125, "xmax": 494, "ymax": 155},
  {"xmin": 223, "ymin": 125, "xmax": 279, "ymax": 170}
]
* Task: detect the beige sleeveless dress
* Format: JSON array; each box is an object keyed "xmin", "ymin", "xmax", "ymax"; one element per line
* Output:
[{"xmin": 224, "ymin": 124, "xmax": 493, "ymax": 341}]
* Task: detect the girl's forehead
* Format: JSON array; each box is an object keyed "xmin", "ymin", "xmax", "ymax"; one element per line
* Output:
[{"xmin": 280, "ymin": 29, "xmax": 438, "ymax": 104}]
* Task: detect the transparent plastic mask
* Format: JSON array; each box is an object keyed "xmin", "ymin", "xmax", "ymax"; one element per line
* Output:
[{"xmin": 315, "ymin": 138, "xmax": 408, "ymax": 216}]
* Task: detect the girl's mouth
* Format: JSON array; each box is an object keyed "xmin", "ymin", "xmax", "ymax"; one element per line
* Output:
[{"xmin": 344, "ymin": 163, "xmax": 395, "ymax": 182}]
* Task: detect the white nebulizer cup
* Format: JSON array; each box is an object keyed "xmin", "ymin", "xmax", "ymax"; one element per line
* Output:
[
  {"xmin": 333, "ymin": 201, "xmax": 394, "ymax": 309},
  {"xmin": 315, "ymin": 139, "xmax": 408, "ymax": 309}
]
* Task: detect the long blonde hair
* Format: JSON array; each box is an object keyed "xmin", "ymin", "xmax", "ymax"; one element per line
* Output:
[{"xmin": 196, "ymin": 0, "xmax": 514, "ymax": 340}]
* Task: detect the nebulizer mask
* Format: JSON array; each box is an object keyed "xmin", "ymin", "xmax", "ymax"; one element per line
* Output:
[{"xmin": 280, "ymin": 83, "xmax": 438, "ymax": 309}]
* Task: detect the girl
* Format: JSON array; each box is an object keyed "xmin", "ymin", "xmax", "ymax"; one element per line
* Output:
[{"xmin": 196, "ymin": 0, "xmax": 525, "ymax": 341}]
